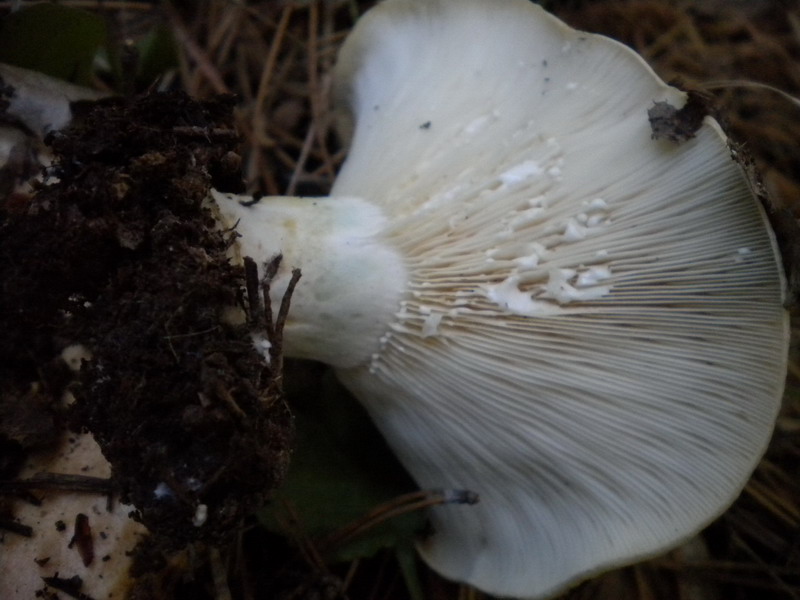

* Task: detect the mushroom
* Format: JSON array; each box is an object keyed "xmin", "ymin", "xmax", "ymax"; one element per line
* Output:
[
  {"xmin": 0, "ymin": 63, "xmax": 105, "ymax": 198},
  {"xmin": 213, "ymin": 0, "xmax": 789, "ymax": 597},
  {"xmin": 1, "ymin": 432, "xmax": 148, "ymax": 599}
]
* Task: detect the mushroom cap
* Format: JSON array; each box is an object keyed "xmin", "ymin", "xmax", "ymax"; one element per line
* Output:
[
  {"xmin": 0, "ymin": 62, "xmax": 105, "ymax": 134},
  {"xmin": 0, "ymin": 432, "xmax": 147, "ymax": 599},
  {"xmin": 329, "ymin": 0, "xmax": 789, "ymax": 597}
]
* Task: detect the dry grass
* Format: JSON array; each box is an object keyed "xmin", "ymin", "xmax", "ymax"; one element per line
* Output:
[{"xmin": 166, "ymin": 0, "xmax": 354, "ymax": 197}]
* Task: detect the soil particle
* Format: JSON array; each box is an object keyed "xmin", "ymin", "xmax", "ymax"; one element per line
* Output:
[
  {"xmin": 648, "ymin": 90, "xmax": 710, "ymax": 143},
  {"xmin": 68, "ymin": 512, "xmax": 94, "ymax": 567}
]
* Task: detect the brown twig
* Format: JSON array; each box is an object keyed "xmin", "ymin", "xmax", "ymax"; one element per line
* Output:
[
  {"xmin": 268, "ymin": 267, "xmax": 301, "ymax": 392},
  {"xmin": 316, "ymin": 489, "xmax": 478, "ymax": 555},
  {"xmin": 0, "ymin": 0, "xmax": 155, "ymax": 9},
  {"xmin": 306, "ymin": 1, "xmax": 332, "ymax": 179},
  {"xmin": 261, "ymin": 253, "xmax": 284, "ymax": 342},
  {"xmin": 41, "ymin": 575, "xmax": 94, "ymax": 600},
  {"xmin": 0, "ymin": 517, "xmax": 33, "ymax": 537},
  {"xmin": 166, "ymin": 3, "xmax": 229, "ymax": 95},
  {"xmin": 0, "ymin": 473, "xmax": 113, "ymax": 495},
  {"xmin": 244, "ymin": 255, "xmax": 262, "ymax": 321}
]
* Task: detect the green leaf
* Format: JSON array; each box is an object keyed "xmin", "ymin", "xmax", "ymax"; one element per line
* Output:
[
  {"xmin": 135, "ymin": 24, "xmax": 178, "ymax": 88},
  {"xmin": 260, "ymin": 369, "xmax": 425, "ymax": 562},
  {"xmin": 0, "ymin": 3, "xmax": 106, "ymax": 86},
  {"xmin": 396, "ymin": 543, "xmax": 425, "ymax": 600}
]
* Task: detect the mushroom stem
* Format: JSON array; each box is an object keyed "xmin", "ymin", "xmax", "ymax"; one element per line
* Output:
[{"xmin": 213, "ymin": 191, "xmax": 407, "ymax": 369}]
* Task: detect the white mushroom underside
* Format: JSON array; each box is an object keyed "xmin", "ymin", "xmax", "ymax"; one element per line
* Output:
[
  {"xmin": 1, "ymin": 433, "xmax": 146, "ymax": 599},
  {"xmin": 331, "ymin": 0, "xmax": 789, "ymax": 598}
]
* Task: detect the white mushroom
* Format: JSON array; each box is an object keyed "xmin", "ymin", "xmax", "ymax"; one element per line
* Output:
[
  {"xmin": 213, "ymin": 0, "xmax": 789, "ymax": 597},
  {"xmin": 1, "ymin": 432, "xmax": 147, "ymax": 600},
  {"xmin": 0, "ymin": 62, "xmax": 105, "ymax": 136}
]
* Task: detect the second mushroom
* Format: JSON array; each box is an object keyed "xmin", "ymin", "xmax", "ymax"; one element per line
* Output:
[{"xmin": 214, "ymin": 0, "xmax": 789, "ymax": 598}]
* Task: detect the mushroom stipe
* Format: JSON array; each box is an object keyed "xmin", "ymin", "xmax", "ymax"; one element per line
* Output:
[{"xmin": 213, "ymin": 0, "xmax": 789, "ymax": 598}]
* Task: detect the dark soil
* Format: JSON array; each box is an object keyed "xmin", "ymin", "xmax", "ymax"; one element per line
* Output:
[{"xmin": 0, "ymin": 91, "xmax": 294, "ymax": 579}]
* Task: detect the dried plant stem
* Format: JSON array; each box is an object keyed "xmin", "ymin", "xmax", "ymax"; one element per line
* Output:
[{"xmin": 166, "ymin": 4, "xmax": 229, "ymax": 95}]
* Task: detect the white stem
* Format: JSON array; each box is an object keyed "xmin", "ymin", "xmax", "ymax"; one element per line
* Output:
[{"xmin": 212, "ymin": 191, "xmax": 408, "ymax": 369}]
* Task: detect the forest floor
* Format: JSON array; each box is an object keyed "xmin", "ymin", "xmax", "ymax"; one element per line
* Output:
[{"xmin": 1, "ymin": 1, "xmax": 799, "ymax": 599}]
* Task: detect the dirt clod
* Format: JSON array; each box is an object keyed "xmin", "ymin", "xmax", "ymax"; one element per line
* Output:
[{"xmin": 1, "ymin": 91, "xmax": 294, "ymax": 573}]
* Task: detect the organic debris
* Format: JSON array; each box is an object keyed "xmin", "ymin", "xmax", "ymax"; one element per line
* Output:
[
  {"xmin": 0, "ymin": 90, "xmax": 295, "ymax": 595},
  {"xmin": 647, "ymin": 90, "xmax": 710, "ymax": 142}
]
